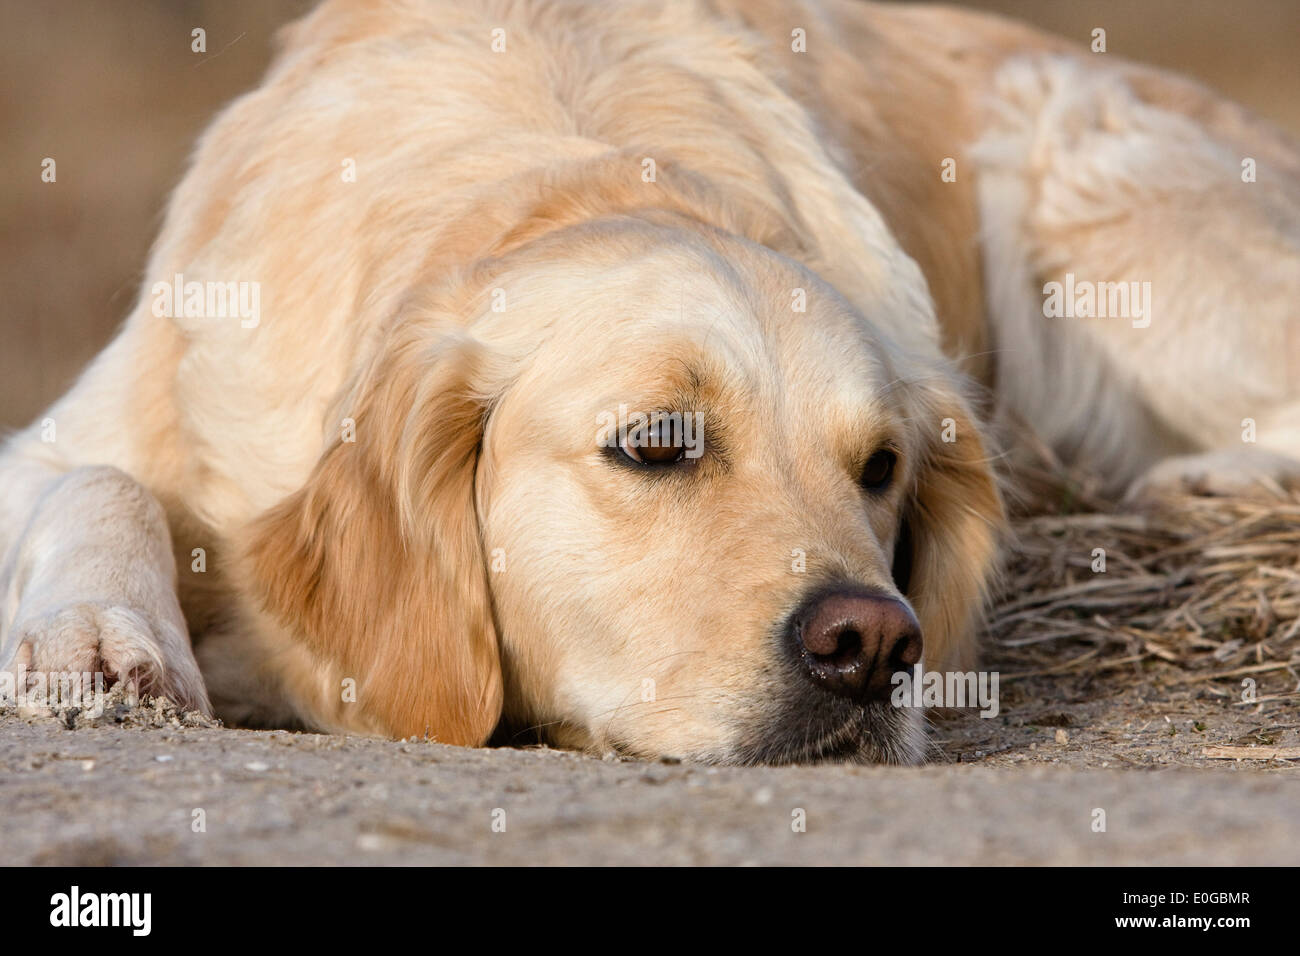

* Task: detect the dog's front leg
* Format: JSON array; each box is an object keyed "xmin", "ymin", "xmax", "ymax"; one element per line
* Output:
[{"xmin": 0, "ymin": 456, "xmax": 210, "ymax": 713}]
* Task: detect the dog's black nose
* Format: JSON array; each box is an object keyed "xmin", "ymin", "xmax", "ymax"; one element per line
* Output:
[{"xmin": 792, "ymin": 588, "xmax": 923, "ymax": 700}]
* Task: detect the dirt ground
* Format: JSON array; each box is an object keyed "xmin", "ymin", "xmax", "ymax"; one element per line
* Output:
[{"xmin": 2, "ymin": 666, "xmax": 1297, "ymax": 866}]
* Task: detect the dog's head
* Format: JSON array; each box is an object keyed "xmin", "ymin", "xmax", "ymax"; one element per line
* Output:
[{"xmin": 246, "ymin": 159, "xmax": 1003, "ymax": 764}]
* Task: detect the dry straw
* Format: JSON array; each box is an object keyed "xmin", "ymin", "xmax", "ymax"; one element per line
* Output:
[{"xmin": 989, "ymin": 438, "xmax": 1300, "ymax": 712}]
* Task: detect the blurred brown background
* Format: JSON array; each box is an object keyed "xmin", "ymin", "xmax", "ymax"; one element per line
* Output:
[{"xmin": 2, "ymin": 0, "xmax": 1298, "ymax": 430}]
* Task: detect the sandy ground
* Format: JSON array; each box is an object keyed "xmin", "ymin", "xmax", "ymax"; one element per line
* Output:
[{"xmin": 2, "ymin": 680, "xmax": 1297, "ymax": 866}]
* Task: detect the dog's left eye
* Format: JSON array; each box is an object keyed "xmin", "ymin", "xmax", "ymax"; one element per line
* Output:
[
  {"xmin": 860, "ymin": 449, "xmax": 896, "ymax": 491},
  {"xmin": 622, "ymin": 419, "xmax": 687, "ymax": 465}
]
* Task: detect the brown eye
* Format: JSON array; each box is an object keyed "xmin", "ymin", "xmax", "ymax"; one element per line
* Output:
[
  {"xmin": 623, "ymin": 418, "xmax": 687, "ymax": 465},
  {"xmin": 860, "ymin": 449, "xmax": 896, "ymax": 491}
]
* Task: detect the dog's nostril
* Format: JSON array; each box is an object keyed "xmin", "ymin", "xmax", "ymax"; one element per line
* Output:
[
  {"xmin": 889, "ymin": 627, "xmax": 924, "ymax": 669},
  {"xmin": 809, "ymin": 627, "xmax": 864, "ymax": 671}
]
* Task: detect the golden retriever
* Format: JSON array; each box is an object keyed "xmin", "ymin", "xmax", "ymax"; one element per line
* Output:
[{"xmin": 2, "ymin": 0, "xmax": 1297, "ymax": 764}]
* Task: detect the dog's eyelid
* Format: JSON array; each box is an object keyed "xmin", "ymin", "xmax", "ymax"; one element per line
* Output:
[{"xmin": 856, "ymin": 434, "xmax": 902, "ymax": 466}]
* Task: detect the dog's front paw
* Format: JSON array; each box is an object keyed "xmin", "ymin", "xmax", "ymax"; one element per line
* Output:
[
  {"xmin": 1, "ymin": 600, "xmax": 211, "ymax": 715},
  {"xmin": 1126, "ymin": 449, "xmax": 1300, "ymax": 504}
]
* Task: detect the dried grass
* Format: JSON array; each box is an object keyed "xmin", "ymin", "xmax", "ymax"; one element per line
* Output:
[{"xmin": 987, "ymin": 445, "xmax": 1300, "ymax": 711}]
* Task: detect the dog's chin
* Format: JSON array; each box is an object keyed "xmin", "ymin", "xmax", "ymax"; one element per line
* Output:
[
  {"xmin": 496, "ymin": 700, "xmax": 926, "ymax": 767},
  {"xmin": 724, "ymin": 702, "xmax": 927, "ymax": 767}
]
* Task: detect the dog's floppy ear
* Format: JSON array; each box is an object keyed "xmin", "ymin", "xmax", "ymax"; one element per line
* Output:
[
  {"xmin": 242, "ymin": 326, "xmax": 503, "ymax": 744},
  {"xmin": 898, "ymin": 384, "xmax": 1005, "ymax": 672}
]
